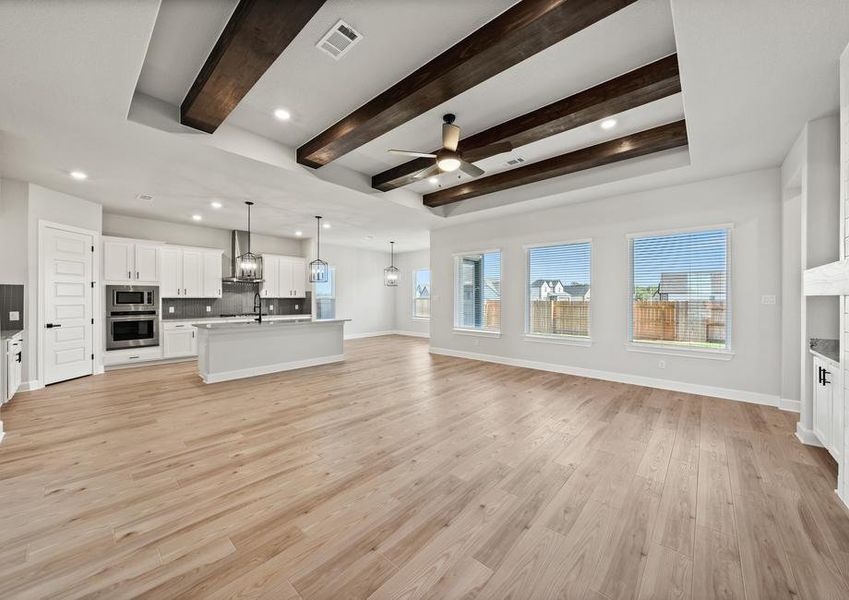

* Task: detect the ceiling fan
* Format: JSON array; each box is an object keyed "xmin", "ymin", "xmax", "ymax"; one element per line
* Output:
[{"xmin": 388, "ymin": 114, "xmax": 513, "ymax": 181}]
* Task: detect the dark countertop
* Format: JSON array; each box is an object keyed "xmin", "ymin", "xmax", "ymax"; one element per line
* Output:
[
  {"xmin": 0, "ymin": 329, "xmax": 23, "ymax": 342},
  {"xmin": 809, "ymin": 338, "xmax": 839, "ymax": 364}
]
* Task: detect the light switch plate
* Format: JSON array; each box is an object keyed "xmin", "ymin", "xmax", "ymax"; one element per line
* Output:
[
  {"xmin": 761, "ymin": 295, "xmax": 776, "ymax": 305},
  {"xmin": 205, "ymin": 306, "xmax": 211, "ymax": 312},
  {"xmin": 269, "ymin": 304, "xmax": 274, "ymax": 311},
  {"xmin": 8, "ymin": 311, "xmax": 20, "ymax": 321},
  {"xmin": 168, "ymin": 306, "xmax": 175, "ymax": 313}
]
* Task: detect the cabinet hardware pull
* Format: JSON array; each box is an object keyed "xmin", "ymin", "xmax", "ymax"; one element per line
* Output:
[
  {"xmin": 136, "ymin": 271, "xmax": 139, "ymax": 279},
  {"xmin": 128, "ymin": 270, "xmax": 131, "ymax": 278}
]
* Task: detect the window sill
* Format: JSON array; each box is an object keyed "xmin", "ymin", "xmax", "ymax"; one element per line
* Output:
[
  {"xmin": 452, "ymin": 328, "xmax": 501, "ymax": 338},
  {"xmin": 625, "ymin": 342, "xmax": 734, "ymax": 361},
  {"xmin": 523, "ymin": 334, "xmax": 592, "ymax": 347},
  {"xmin": 412, "ymin": 316, "xmax": 430, "ymax": 322}
]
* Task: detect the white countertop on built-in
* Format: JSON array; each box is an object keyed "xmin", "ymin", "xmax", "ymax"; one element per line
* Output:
[{"xmin": 162, "ymin": 314, "xmax": 310, "ymax": 325}]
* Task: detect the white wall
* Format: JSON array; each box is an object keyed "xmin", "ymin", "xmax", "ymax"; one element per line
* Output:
[
  {"xmin": 393, "ymin": 248, "xmax": 430, "ymax": 337},
  {"xmin": 430, "ymin": 168, "xmax": 783, "ymax": 404},
  {"xmin": 102, "ymin": 213, "xmax": 302, "ymax": 257},
  {"xmin": 305, "ymin": 241, "xmax": 396, "ymax": 338}
]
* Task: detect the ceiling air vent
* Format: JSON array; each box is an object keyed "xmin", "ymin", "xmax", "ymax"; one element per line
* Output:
[
  {"xmin": 316, "ymin": 20, "xmax": 362, "ymax": 60},
  {"xmin": 505, "ymin": 157, "xmax": 526, "ymax": 166}
]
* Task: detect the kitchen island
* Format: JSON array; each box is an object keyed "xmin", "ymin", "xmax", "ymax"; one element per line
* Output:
[{"xmin": 193, "ymin": 319, "xmax": 349, "ymax": 383}]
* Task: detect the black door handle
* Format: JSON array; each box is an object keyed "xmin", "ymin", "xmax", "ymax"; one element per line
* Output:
[
  {"xmin": 45, "ymin": 323, "xmax": 61, "ymax": 328},
  {"xmin": 818, "ymin": 366, "xmax": 823, "ymax": 385}
]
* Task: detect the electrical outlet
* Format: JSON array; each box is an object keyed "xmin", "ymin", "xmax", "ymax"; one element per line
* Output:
[
  {"xmin": 295, "ymin": 304, "xmax": 299, "ymax": 310},
  {"xmin": 658, "ymin": 359, "xmax": 666, "ymax": 369},
  {"xmin": 761, "ymin": 295, "xmax": 776, "ymax": 305},
  {"xmin": 269, "ymin": 304, "xmax": 274, "ymax": 312},
  {"xmin": 8, "ymin": 311, "xmax": 19, "ymax": 321},
  {"xmin": 205, "ymin": 305, "xmax": 211, "ymax": 312},
  {"xmin": 168, "ymin": 306, "xmax": 175, "ymax": 314}
]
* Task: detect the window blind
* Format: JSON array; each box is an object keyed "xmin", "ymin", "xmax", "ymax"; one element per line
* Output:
[
  {"xmin": 630, "ymin": 228, "xmax": 729, "ymax": 349},
  {"xmin": 527, "ymin": 242, "xmax": 591, "ymax": 337},
  {"xmin": 413, "ymin": 269, "xmax": 431, "ymax": 319},
  {"xmin": 454, "ymin": 251, "xmax": 501, "ymax": 332}
]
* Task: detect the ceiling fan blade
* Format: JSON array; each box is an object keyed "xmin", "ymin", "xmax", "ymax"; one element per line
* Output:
[
  {"xmin": 462, "ymin": 141, "xmax": 514, "ymax": 163},
  {"xmin": 388, "ymin": 149, "xmax": 437, "ymax": 158},
  {"xmin": 442, "ymin": 122, "xmax": 460, "ymax": 151},
  {"xmin": 458, "ymin": 160, "xmax": 485, "ymax": 178},
  {"xmin": 412, "ymin": 164, "xmax": 441, "ymax": 180}
]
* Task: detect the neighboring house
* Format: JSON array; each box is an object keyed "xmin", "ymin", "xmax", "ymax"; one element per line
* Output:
[
  {"xmin": 658, "ymin": 271, "xmax": 725, "ymax": 301},
  {"xmin": 415, "ymin": 283, "xmax": 430, "ymax": 298},
  {"xmin": 530, "ymin": 279, "xmax": 590, "ymax": 301}
]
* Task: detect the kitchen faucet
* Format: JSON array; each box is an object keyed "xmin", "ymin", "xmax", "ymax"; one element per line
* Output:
[{"xmin": 253, "ymin": 291, "xmax": 263, "ymax": 323}]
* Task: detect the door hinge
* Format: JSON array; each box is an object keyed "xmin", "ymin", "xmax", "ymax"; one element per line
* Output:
[
  {"xmin": 91, "ymin": 353, "xmax": 94, "ymax": 360},
  {"xmin": 91, "ymin": 245, "xmax": 94, "ymax": 252},
  {"xmin": 91, "ymin": 318, "xmax": 94, "ymax": 325},
  {"xmin": 91, "ymin": 281, "xmax": 95, "ymax": 288}
]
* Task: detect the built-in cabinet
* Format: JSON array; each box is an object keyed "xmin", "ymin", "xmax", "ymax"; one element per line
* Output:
[
  {"xmin": 260, "ymin": 255, "xmax": 306, "ymax": 298},
  {"xmin": 812, "ymin": 352, "xmax": 843, "ymax": 461},
  {"xmin": 103, "ymin": 237, "xmax": 161, "ymax": 284},
  {"xmin": 160, "ymin": 246, "xmax": 223, "ymax": 298},
  {"xmin": 163, "ymin": 322, "xmax": 197, "ymax": 358}
]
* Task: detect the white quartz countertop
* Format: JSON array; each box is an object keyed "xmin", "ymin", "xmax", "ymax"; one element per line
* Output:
[
  {"xmin": 164, "ymin": 315, "xmax": 310, "ymax": 325},
  {"xmin": 193, "ymin": 318, "xmax": 349, "ymax": 331}
]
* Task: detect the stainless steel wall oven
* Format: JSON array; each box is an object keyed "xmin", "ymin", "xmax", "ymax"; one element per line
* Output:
[{"xmin": 106, "ymin": 286, "xmax": 159, "ymax": 350}]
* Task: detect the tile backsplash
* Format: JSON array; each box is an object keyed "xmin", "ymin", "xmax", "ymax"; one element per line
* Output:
[
  {"xmin": 162, "ymin": 281, "xmax": 310, "ymax": 320},
  {"xmin": 0, "ymin": 284, "xmax": 24, "ymax": 331}
]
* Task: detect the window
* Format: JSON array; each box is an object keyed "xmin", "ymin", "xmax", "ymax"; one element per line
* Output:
[
  {"xmin": 527, "ymin": 242, "xmax": 591, "ymax": 338},
  {"xmin": 314, "ymin": 266, "xmax": 336, "ymax": 320},
  {"xmin": 413, "ymin": 269, "xmax": 431, "ymax": 319},
  {"xmin": 454, "ymin": 251, "xmax": 501, "ymax": 333},
  {"xmin": 629, "ymin": 228, "xmax": 730, "ymax": 351}
]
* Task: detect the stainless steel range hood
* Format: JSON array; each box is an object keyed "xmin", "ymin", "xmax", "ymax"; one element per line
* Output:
[{"xmin": 223, "ymin": 230, "xmax": 264, "ymax": 282}]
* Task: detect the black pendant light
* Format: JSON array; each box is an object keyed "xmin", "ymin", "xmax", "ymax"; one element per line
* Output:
[
  {"xmin": 384, "ymin": 241, "xmax": 399, "ymax": 286},
  {"xmin": 237, "ymin": 201, "xmax": 261, "ymax": 279},
  {"xmin": 309, "ymin": 216, "xmax": 329, "ymax": 283}
]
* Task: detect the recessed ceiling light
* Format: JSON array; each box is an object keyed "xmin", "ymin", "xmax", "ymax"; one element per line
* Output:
[
  {"xmin": 273, "ymin": 108, "xmax": 291, "ymax": 121},
  {"xmin": 210, "ymin": 201, "xmax": 222, "ymax": 209},
  {"xmin": 322, "ymin": 223, "xmax": 331, "ymax": 229},
  {"xmin": 364, "ymin": 235, "xmax": 374, "ymax": 240},
  {"xmin": 600, "ymin": 118, "xmax": 617, "ymax": 130},
  {"xmin": 191, "ymin": 214, "xmax": 203, "ymax": 221},
  {"xmin": 295, "ymin": 230, "xmax": 303, "ymax": 237},
  {"xmin": 136, "ymin": 193, "xmax": 153, "ymax": 201},
  {"xmin": 428, "ymin": 177, "xmax": 438, "ymax": 184},
  {"xmin": 70, "ymin": 170, "xmax": 88, "ymax": 180}
]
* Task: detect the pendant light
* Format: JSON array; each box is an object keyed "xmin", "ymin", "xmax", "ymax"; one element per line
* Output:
[
  {"xmin": 384, "ymin": 241, "xmax": 399, "ymax": 286},
  {"xmin": 237, "ymin": 201, "xmax": 261, "ymax": 279},
  {"xmin": 309, "ymin": 215, "xmax": 329, "ymax": 283}
]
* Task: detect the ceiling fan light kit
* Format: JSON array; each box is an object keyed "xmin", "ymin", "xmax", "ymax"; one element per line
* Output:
[{"xmin": 387, "ymin": 113, "xmax": 511, "ymax": 181}]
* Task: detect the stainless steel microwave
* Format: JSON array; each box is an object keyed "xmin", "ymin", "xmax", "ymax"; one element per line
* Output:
[{"xmin": 107, "ymin": 285, "xmax": 158, "ymax": 312}]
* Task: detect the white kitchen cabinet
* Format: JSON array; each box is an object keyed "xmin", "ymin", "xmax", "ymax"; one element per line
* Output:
[
  {"xmin": 202, "ymin": 251, "xmax": 223, "ymax": 298},
  {"xmin": 103, "ymin": 237, "xmax": 161, "ymax": 284},
  {"xmin": 160, "ymin": 246, "xmax": 183, "ymax": 297},
  {"xmin": 163, "ymin": 322, "xmax": 197, "ymax": 358},
  {"xmin": 181, "ymin": 250, "xmax": 203, "ymax": 297},
  {"xmin": 260, "ymin": 254, "xmax": 280, "ymax": 297},
  {"xmin": 812, "ymin": 353, "xmax": 843, "ymax": 461},
  {"xmin": 260, "ymin": 254, "xmax": 306, "ymax": 298}
]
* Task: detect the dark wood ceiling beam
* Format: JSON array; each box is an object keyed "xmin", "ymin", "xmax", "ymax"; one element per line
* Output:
[
  {"xmin": 372, "ymin": 54, "xmax": 681, "ymax": 192},
  {"xmin": 181, "ymin": 0, "xmax": 326, "ymax": 133},
  {"xmin": 296, "ymin": 0, "xmax": 638, "ymax": 168},
  {"xmin": 423, "ymin": 120, "xmax": 688, "ymax": 207}
]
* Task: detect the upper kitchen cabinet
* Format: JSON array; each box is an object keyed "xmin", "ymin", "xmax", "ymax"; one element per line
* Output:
[
  {"xmin": 103, "ymin": 236, "xmax": 162, "ymax": 284},
  {"xmin": 259, "ymin": 254, "xmax": 306, "ymax": 298},
  {"xmin": 160, "ymin": 245, "xmax": 223, "ymax": 298}
]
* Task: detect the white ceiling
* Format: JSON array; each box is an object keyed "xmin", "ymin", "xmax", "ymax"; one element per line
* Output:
[{"xmin": 1, "ymin": 0, "xmax": 848, "ymax": 251}]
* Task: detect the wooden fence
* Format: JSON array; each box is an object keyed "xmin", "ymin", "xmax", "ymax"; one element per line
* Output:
[
  {"xmin": 530, "ymin": 300, "xmax": 589, "ymax": 336},
  {"xmin": 633, "ymin": 300, "xmax": 726, "ymax": 344}
]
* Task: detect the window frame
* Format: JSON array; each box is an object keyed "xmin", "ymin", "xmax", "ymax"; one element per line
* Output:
[
  {"xmin": 313, "ymin": 265, "xmax": 336, "ymax": 320},
  {"xmin": 625, "ymin": 224, "xmax": 734, "ymax": 359},
  {"xmin": 452, "ymin": 248, "xmax": 502, "ymax": 337},
  {"xmin": 412, "ymin": 267, "xmax": 431, "ymax": 321},
  {"xmin": 522, "ymin": 238, "xmax": 593, "ymax": 346}
]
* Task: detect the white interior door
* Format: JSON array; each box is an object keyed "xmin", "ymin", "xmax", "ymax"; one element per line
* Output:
[{"xmin": 43, "ymin": 226, "xmax": 93, "ymax": 385}]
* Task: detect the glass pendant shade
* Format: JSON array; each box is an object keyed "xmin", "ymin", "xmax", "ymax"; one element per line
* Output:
[
  {"xmin": 308, "ymin": 215, "xmax": 329, "ymax": 283},
  {"xmin": 384, "ymin": 241, "xmax": 399, "ymax": 286}
]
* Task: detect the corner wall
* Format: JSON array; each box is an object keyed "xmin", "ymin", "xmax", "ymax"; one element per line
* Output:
[{"xmin": 429, "ymin": 168, "xmax": 783, "ymax": 405}]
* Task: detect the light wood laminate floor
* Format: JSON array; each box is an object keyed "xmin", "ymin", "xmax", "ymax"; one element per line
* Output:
[{"xmin": 1, "ymin": 336, "xmax": 848, "ymax": 599}]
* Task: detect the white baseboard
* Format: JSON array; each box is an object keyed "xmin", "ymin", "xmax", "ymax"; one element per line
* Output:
[
  {"xmin": 795, "ymin": 422, "xmax": 824, "ymax": 447},
  {"xmin": 429, "ymin": 346, "xmax": 781, "ymax": 408},
  {"xmin": 19, "ymin": 380, "xmax": 42, "ymax": 392},
  {"xmin": 779, "ymin": 397, "xmax": 801, "ymax": 413},
  {"xmin": 344, "ymin": 330, "xmax": 396, "ymax": 340},
  {"xmin": 104, "ymin": 356, "xmax": 197, "ymax": 371},
  {"xmin": 200, "ymin": 354, "xmax": 345, "ymax": 384},
  {"xmin": 392, "ymin": 330, "xmax": 430, "ymax": 338}
]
